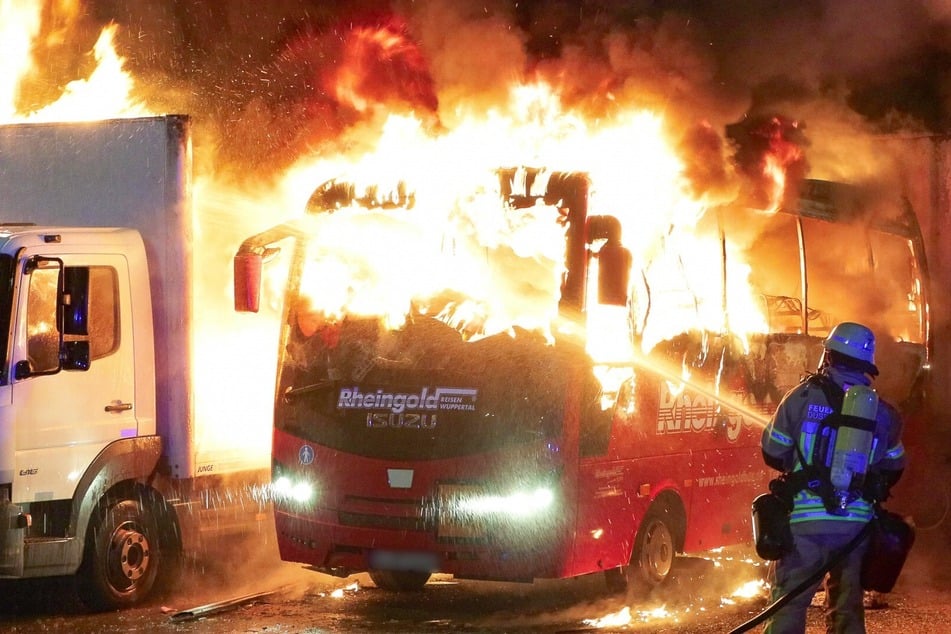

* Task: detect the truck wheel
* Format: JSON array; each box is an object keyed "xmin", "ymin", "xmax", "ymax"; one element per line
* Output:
[
  {"xmin": 368, "ymin": 570, "xmax": 431, "ymax": 591},
  {"xmin": 605, "ymin": 504, "xmax": 680, "ymax": 596},
  {"xmin": 77, "ymin": 498, "xmax": 161, "ymax": 611}
]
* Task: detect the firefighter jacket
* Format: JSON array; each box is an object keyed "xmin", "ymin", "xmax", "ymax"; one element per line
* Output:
[{"xmin": 761, "ymin": 365, "xmax": 906, "ymax": 534}]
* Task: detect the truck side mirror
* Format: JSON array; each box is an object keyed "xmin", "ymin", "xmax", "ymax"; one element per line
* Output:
[
  {"xmin": 234, "ymin": 252, "xmax": 263, "ymax": 313},
  {"xmin": 13, "ymin": 360, "xmax": 33, "ymax": 380},
  {"xmin": 62, "ymin": 341, "xmax": 91, "ymax": 371},
  {"xmin": 62, "ymin": 267, "xmax": 90, "ymax": 336}
]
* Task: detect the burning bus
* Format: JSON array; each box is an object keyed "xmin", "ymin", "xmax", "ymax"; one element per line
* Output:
[{"xmin": 233, "ymin": 165, "xmax": 929, "ymax": 593}]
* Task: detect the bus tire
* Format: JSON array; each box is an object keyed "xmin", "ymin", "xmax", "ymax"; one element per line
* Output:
[
  {"xmin": 605, "ymin": 502, "xmax": 681, "ymax": 596},
  {"xmin": 368, "ymin": 570, "xmax": 431, "ymax": 591},
  {"xmin": 76, "ymin": 497, "xmax": 162, "ymax": 611}
]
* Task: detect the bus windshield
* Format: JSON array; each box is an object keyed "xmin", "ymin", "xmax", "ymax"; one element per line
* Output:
[{"xmin": 276, "ymin": 304, "xmax": 599, "ymax": 460}]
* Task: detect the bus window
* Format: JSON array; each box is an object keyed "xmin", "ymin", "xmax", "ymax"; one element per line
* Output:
[
  {"xmin": 800, "ymin": 216, "xmax": 872, "ymax": 337},
  {"xmin": 635, "ymin": 221, "xmax": 727, "ymax": 350},
  {"xmin": 725, "ymin": 209, "xmax": 803, "ymax": 334},
  {"xmin": 869, "ymin": 230, "xmax": 924, "ymax": 344}
]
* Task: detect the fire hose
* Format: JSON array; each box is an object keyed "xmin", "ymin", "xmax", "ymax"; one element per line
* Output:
[{"xmin": 727, "ymin": 520, "xmax": 873, "ymax": 634}]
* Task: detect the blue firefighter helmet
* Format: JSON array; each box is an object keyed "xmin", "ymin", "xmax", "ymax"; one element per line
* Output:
[{"xmin": 824, "ymin": 322, "xmax": 876, "ymax": 364}]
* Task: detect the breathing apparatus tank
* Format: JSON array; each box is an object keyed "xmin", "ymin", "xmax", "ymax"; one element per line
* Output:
[{"xmin": 827, "ymin": 384, "xmax": 878, "ymax": 512}]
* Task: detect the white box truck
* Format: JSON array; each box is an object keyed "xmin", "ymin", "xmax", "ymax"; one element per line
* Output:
[{"xmin": 0, "ymin": 115, "xmax": 270, "ymax": 610}]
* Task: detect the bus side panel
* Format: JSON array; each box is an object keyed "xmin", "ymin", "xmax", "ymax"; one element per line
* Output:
[
  {"xmin": 572, "ymin": 453, "xmax": 687, "ymax": 577},
  {"xmin": 675, "ymin": 333, "xmax": 822, "ymax": 552},
  {"xmin": 570, "ymin": 374, "xmax": 690, "ymax": 576},
  {"xmin": 682, "ymin": 422, "xmax": 769, "ymax": 552},
  {"xmin": 575, "ymin": 333, "xmax": 818, "ymax": 566}
]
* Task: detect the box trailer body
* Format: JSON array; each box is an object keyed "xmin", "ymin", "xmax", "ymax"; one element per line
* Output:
[{"xmin": 0, "ymin": 115, "xmax": 269, "ymax": 610}]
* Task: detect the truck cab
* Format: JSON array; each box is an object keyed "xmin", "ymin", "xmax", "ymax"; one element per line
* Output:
[
  {"xmin": 0, "ymin": 116, "xmax": 270, "ymax": 611},
  {"xmin": 0, "ymin": 226, "xmax": 169, "ymax": 607}
]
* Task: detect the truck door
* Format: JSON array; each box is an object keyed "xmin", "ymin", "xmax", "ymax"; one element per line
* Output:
[{"xmin": 11, "ymin": 254, "xmax": 136, "ymax": 503}]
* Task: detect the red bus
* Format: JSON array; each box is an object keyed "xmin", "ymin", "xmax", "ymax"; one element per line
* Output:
[{"xmin": 234, "ymin": 170, "xmax": 929, "ymax": 592}]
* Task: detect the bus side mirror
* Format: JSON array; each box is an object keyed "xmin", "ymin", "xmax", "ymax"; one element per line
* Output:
[
  {"xmin": 597, "ymin": 241, "xmax": 632, "ymax": 306},
  {"xmin": 586, "ymin": 215, "xmax": 632, "ymax": 307},
  {"xmin": 234, "ymin": 252, "xmax": 263, "ymax": 313}
]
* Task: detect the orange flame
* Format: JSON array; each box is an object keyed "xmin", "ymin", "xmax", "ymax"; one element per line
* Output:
[
  {"xmin": 282, "ymin": 82, "xmax": 772, "ymax": 368},
  {"xmin": 331, "ymin": 20, "xmax": 438, "ymax": 114},
  {"xmin": 1, "ymin": 4, "xmax": 150, "ymax": 125},
  {"xmin": 0, "ymin": 9, "xmax": 271, "ymax": 465},
  {"xmin": 0, "ymin": 0, "xmax": 43, "ymax": 120},
  {"xmin": 25, "ymin": 24, "xmax": 150, "ymax": 123},
  {"xmin": 730, "ymin": 115, "xmax": 807, "ymax": 213},
  {"xmin": 761, "ymin": 118, "xmax": 806, "ymax": 212},
  {"xmin": 0, "ymin": 8, "xmax": 795, "ymax": 460}
]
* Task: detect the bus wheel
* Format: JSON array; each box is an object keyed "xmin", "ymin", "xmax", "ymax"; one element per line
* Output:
[
  {"xmin": 605, "ymin": 505, "xmax": 679, "ymax": 595},
  {"xmin": 77, "ymin": 498, "xmax": 161, "ymax": 611},
  {"xmin": 368, "ymin": 570, "xmax": 431, "ymax": 591},
  {"xmin": 635, "ymin": 509, "xmax": 676, "ymax": 586}
]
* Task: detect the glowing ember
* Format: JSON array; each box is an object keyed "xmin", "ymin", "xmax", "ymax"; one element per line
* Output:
[
  {"xmin": 584, "ymin": 606, "xmax": 632, "ymax": 628},
  {"xmin": 324, "ymin": 581, "xmax": 361, "ymax": 599},
  {"xmin": 583, "ymin": 575, "xmax": 766, "ymax": 629},
  {"xmin": 731, "ymin": 579, "xmax": 769, "ymax": 600},
  {"xmin": 582, "ymin": 605, "xmax": 676, "ymax": 629}
]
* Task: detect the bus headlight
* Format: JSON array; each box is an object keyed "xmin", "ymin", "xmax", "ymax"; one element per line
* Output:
[
  {"xmin": 459, "ymin": 486, "xmax": 554, "ymax": 517},
  {"xmin": 270, "ymin": 464, "xmax": 317, "ymax": 507},
  {"xmin": 437, "ymin": 483, "xmax": 559, "ymax": 540},
  {"xmin": 271, "ymin": 476, "xmax": 315, "ymax": 504}
]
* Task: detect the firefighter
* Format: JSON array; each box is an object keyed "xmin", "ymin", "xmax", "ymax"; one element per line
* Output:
[{"xmin": 760, "ymin": 322, "xmax": 906, "ymax": 633}]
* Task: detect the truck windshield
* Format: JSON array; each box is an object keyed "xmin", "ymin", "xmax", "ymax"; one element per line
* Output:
[
  {"xmin": 276, "ymin": 308, "xmax": 599, "ymax": 460},
  {"xmin": 0, "ymin": 254, "xmax": 14, "ymax": 384}
]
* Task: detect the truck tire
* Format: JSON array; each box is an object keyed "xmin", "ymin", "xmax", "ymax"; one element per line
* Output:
[
  {"xmin": 368, "ymin": 569, "xmax": 431, "ymax": 591},
  {"xmin": 605, "ymin": 501, "xmax": 681, "ymax": 596},
  {"xmin": 77, "ymin": 497, "xmax": 162, "ymax": 611}
]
